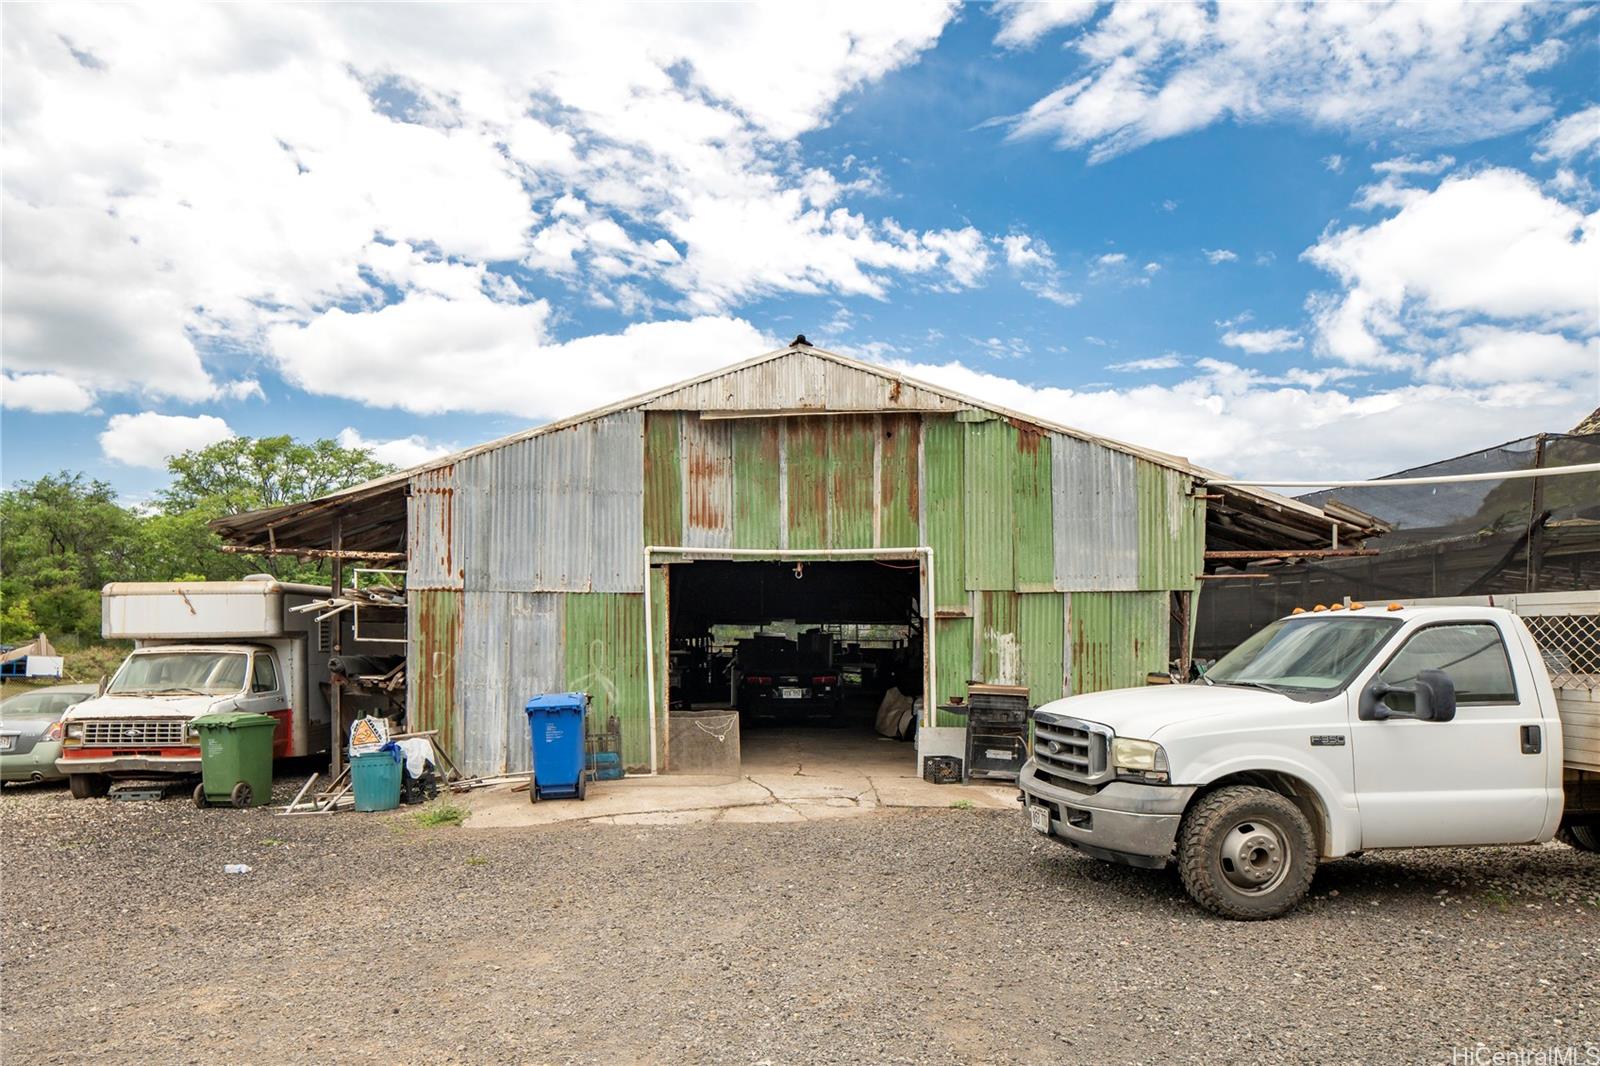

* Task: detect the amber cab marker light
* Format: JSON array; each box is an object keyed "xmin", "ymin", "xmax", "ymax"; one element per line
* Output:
[
  {"xmin": 1328, "ymin": 603, "xmax": 1345, "ymax": 611},
  {"xmin": 1387, "ymin": 603, "xmax": 1404, "ymax": 611},
  {"xmin": 1291, "ymin": 607, "xmax": 1307, "ymax": 614},
  {"xmin": 1349, "ymin": 602, "xmax": 1366, "ymax": 610},
  {"xmin": 1312, "ymin": 604, "xmax": 1328, "ymax": 612}
]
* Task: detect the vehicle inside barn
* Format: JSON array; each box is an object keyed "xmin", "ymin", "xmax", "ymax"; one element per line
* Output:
[{"xmin": 665, "ymin": 559, "xmax": 924, "ymax": 757}]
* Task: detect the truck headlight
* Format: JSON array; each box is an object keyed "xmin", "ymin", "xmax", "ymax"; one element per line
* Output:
[
  {"xmin": 64, "ymin": 723, "xmax": 84, "ymax": 744},
  {"xmin": 1111, "ymin": 737, "xmax": 1170, "ymax": 782}
]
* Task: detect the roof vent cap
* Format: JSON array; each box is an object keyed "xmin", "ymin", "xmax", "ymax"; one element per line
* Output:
[{"xmin": 791, "ymin": 334, "xmax": 810, "ymax": 347}]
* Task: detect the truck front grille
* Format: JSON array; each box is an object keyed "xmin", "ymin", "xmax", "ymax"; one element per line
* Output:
[
  {"xmin": 1033, "ymin": 715, "xmax": 1111, "ymax": 785},
  {"xmin": 80, "ymin": 719, "xmax": 189, "ymax": 747}
]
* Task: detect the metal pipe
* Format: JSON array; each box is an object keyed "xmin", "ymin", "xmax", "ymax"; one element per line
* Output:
[{"xmin": 1206, "ymin": 462, "xmax": 1600, "ymax": 489}]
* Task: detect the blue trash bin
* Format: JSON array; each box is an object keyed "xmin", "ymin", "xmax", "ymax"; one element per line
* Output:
[{"xmin": 525, "ymin": 692, "xmax": 589, "ymax": 802}]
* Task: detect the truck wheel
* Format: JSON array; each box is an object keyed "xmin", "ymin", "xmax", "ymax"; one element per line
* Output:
[
  {"xmin": 68, "ymin": 774, "xmax": 110, "ymax": 800},
  {"xmin": 1559, "ymin": 824, "xmax": 1600, "ymax": 853},
  {"xmin": 1177, "ymin": 786, "xmax": 1317, "ymax": 920}
]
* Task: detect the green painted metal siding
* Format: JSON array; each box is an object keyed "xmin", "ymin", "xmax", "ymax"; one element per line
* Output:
[
  {"xmin": 828, "ymin": 417, "xmax": 875, "ymax": 548},
  {"xmin": 731, "ymin": 420, "xmax": 781, "ymax": 548},
  {"xmin": 643, "ymin": 411, "xmax": 682, "ymax": 547},
  {"xmin": 923, "ymin": 416, "xmax": 966, "ymax": 610},
  {"xmin": 563, "ymin": 592, "xmax": 652, "ymax": 771},
  {"xmin": 934, "ymin": 615, "xmax": 972, "ymax": 726},
  {"xmin": 1017, "ymin": 592, "xmax": 1067, "ymax": 704},
  {"xmin": 650, "ymin": 567, "xmax": 668, "ymax": 768},
  {"xmin": 1013, "ymin": 428, "xmax": 1055, "ymax": 591},
  {"xmin": 964, "ymin": 417, "xmax": 1015, "ymax": 590},
  {"xmin": 410, "ymin": 587, "xmax": 461, "ymax": 765},
  {"xmin": 785, "ymin": 416, "xmax": 829, "ymax": 549},
  {"xmin": 1070, "ymin": 591, "xmax": 1169, "ymax": 694},
  {"xmin": 878, "ymin": 413, "xmax": 920, "ymax": 548},
  {"xmin": 977, "ymin": 589, "xmax": 1020, "ymax": 684},
  {"xmin": 1137, "ymin": 460, "xmax": 1204, "ymax": 591}
]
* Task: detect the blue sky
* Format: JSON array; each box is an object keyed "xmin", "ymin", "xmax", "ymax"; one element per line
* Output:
[{"xmin": 3, "ymin": 2, "xmax": 1597, "ymax": 501}]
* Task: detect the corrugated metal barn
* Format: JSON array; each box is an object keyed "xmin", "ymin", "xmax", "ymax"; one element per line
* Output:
[{"xmin": 214, "ymin": 341, "xmax": 1380, "ymax": 777}]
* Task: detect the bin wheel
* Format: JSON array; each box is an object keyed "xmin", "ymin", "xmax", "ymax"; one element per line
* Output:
[
  {"xmin": 576, "ymin": 772, "xmax": 587, "ymax": 802},
  {"xmin": 193, "ymin": 784, "xmax": 209, "ymax": 809},
  {"xmin": 529, "ymin": 779, "xmax": 540, "ymax": 804},
  {"xmin": 230, "ymin": 781, "xmax": 252, "ymax": 809}
]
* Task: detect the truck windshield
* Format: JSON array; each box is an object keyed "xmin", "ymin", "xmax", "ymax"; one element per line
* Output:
[
  {"xmin": 1204, "ymin": 617, "xmax": 1402, "ymax": 698},
  {"xmin": 107, "ymin": 652, "xmax": 249, "ymax": 696}
]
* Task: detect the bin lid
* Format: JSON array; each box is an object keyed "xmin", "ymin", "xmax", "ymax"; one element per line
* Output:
[
  {"xmin": 524, "ymin": 691, "xmax": 588, "ymax": 714},
  {"xmin": 190, "ymin": 710, "xmax": 278, "ymax": 729}
]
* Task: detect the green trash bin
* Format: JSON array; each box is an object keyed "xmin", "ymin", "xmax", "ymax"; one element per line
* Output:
[{"xmin": 190, "ymin": 711, "xmax": 277, "ymax": 809}]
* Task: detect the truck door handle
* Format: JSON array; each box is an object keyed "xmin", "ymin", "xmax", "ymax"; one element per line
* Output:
[{"xmin": 1520, "ymin": 725, "xmax": 1542, "ymax": 755}]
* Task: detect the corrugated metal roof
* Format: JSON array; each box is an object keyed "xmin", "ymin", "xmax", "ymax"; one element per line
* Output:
[{"xmin": 1052, "ymin": 434, "xmax": 1139, "ymax": 591}]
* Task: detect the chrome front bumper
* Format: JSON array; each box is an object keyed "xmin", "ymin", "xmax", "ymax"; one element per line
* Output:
[
  {"xmin": 1018, "ymin": 759, "xmax": 1195, "ymax": 869},
  {"xmin": 55, "ymin": 754, "xmax": 201, "ymax": 777}
]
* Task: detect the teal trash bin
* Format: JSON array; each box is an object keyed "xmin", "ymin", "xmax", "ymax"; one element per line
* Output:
[{"xmin": 351, "ymin": 748, "xmax": 403, "ymax": 812}]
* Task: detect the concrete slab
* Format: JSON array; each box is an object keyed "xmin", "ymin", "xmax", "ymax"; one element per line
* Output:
[{"xmin": 460, "ymin": 724, "xmax": 1018, "ymax": 830}]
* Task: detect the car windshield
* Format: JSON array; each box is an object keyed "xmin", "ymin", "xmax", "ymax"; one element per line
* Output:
[
  {"xmin": 107, "ymin": 652, "xmax": 249, "ymax": 696},
  {"xmin": 0, "ymin": 690, "xmax": 89, "ymax": 718},
  {"xmin": 1204, "ymin": 616, "xmax": 1402, "ymax": 697}
]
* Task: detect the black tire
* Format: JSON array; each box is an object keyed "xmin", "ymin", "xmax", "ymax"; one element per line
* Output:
[
  {"xmin": 1177, "ymin": 785, "xmax": 1317, "ymax": 920},
  {"xmin": 576, "ymin": 771, "xmax": 588, "ymax": 802},
  {"xmin": 68, "ymin": 774, "xmax": 109, "ymax": 800},
  {"xmin": 230, "ymin": 781, "xmax": 252, "ymax": 809},
  {"xmin": 193, "ymin": 784, "xmax": 209, "ymax": 809},
  {"xmin": 1559, "ymin": 824, "xmax": 1600, "ymax": 853},
  {"xmin": 529, "ymin": 777, "xmax": 540, "ymax": 804}
]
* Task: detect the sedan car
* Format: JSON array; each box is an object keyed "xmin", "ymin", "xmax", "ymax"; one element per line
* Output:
[{"xmin": 1, "ymin": 685, "xmax": 98, "ymax": 784}]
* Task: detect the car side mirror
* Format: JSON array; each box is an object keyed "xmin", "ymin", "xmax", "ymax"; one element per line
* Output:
[
  {"xmin": 1412, "ymin": 669, "xmax": 1456, "ymax": 722},
  {"xmin": 1359, "ymin": 669, "xmax": 1457, "ymax": 722}
]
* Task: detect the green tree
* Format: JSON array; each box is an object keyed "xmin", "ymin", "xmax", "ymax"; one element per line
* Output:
[{"xmin": 155, "ymin": 435, "xmax": 393, "ymax": 580}]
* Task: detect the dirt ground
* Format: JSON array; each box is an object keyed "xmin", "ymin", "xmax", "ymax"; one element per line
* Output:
[{"xmin": 3, "ymin": 776, "xmax": 1597, "ymax": 1065}]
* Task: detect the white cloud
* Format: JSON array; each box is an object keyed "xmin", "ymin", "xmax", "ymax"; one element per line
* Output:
[
  {"xmin": 1304, "ymin": 167, "xmax": 1599, "ymax": 371},
  {"xmin": 1424, "ymin": 327, "xmax": 1599, "ymax": 386},
  {"xmin": 269, "ymin": 295, "xmax": 773, "ymax": 419},
  {"xmin": 1107, "ymin": 355, "xmax": 1182, "ymax": 372},
  {"xmin": 1204, "ymin": 248, "xmax": 1238, "ymax": 264},
  {"xmin": 3, "ymin": 4, "xmax": 967, "ymax": 411},
  {"xmin": 99, "ymin": 413, "xmax": 235, "ymax": 469},
  {"xmin": 1001, "ymin": 2, "xmax": 1567, "ymax": 162},
  {"xmin": 1323, "ymin": 154, "xmax": 1345, "ymax": 174},
  {"xmin": 1095, "ymin": 252, "xmax": 1127, "ymax": 266},
  {"xmin": 993, "ymin": 0, "xmax": 1100, "ymax": 49},
  {"xmin": 1001, "ymin": 232, "xmax": 1081, "ymax": 306},
  {"xmin": 878, "ymin": 356, "xmax": 1593, "ymax": 481},
  {"xmin": 1, "ymin": 373, "xmax": 96, "ymax": 414},
  {"xmin": 1221, "ymin": 328, "xmax": 1304, "ymax": 354},
  {"xmin": 1534, "ymin": 104, "xmax": 1600, "ymax": 163},
  {"xmin": 1001, "ymin": 234, "xmax": 1050, "ymax": 270},
  {"xmin": 336, "ymin": 427, "xmax": 456, "ymax": 469}
]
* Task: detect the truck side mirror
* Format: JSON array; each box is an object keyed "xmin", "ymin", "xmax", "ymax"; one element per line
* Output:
[
  {"xmin": 1359, "ymin": 670, "xmax": 1457, "ymax": 722},
  {"xmin": 1412, "ymin": 669, "xmax": 1456, "ymax": 722}
]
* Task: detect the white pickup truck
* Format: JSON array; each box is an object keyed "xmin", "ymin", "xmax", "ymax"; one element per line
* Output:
[{"xmin": 1018, "ymin": 597, "xmax": 1600, "ymax": 919}]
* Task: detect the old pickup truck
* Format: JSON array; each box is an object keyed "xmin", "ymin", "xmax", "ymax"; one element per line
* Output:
[{"xmin": 1018, "ymin": 595, "xmax": 1599, "ymax": 919}]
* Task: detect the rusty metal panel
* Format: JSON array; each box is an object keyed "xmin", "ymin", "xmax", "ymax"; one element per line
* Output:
[
  {"xmin": 407, "ymin": 465, "xmax": 462, "ymax": 589},
  {"xmin": 1137, "ymin": 459, "xmax": 1204, "ymax": 592},
  {"xmin": 878, "ymin": 413, "xmax": 920, "ymax": 548},
  {"xmin": 407, "ymin": 587, "xmax": 461, "ymax": 766},
  {"xmin": 650, "ymin": 567, "xmax": 668, "ymax": 769},
  {"xmin": 976, "ymin": 589, "xmax": 1021, "ymax": 685},
  {"xmin": 681, "ymin": 414, "xmax": 734, "ymax": 549},
  {"xmin": 564, "ymin": 592, "xmax": 652, "ymax": 771},
  {"xmin": 1052, "ymin": 434, "xmax": 1139, "ymax": 591},
  {"xmin": 643, "ymin": 411, "xmax": 682, "ymax": 548},
  {"xmin": 1018, "ymin": 592, "xmax": 1066, "ymax": 704},
  {"xmin": 642, "ymin": 350, "xmax": 964, "ymax": 413},
  {"xmin": 923, "ymin": 416, "xmax": 966, "ymax": 610},
  {"xmin": 785, "ymin": 416, "xmax": 829, "ymax": 550},
  {"xmin": 590, "ymin": 411, "xmax": 645, "ymax": 592},
  {"xmin": 934, "ymin": 614, "xmax": 973, "ymax": 726},
  {"xmin": 1070, "ymin": 591, "xmax": 1167, "ymax": 694},
  {"xmin": 964, "ymin": 418, "xmax": 1015, "ymax": 590},
  {"xmin": 1013, "ymin": 428, "xmax": 1055, "ymax": 591},
  {"xmin": 828, "ymin": 416, "xmax": 875, "ymax": 549},
  {"xmin": 731, "ymin": 419, "xmax": 781, "ymax": 548}
]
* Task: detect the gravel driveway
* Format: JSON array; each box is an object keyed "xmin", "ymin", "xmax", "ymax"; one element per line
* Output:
[{"xmin": 4, "ymin": 778, "xmax": 1596, "ymax": 1065}]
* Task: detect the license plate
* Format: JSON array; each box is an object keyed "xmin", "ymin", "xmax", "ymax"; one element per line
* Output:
[
  {"xmin": 779, "ymin": 687, "xmax": 806, "ymax": 699},
  {"xmin": 1029, "ymin": 803, "xmax": 1050, "ymax": 833}
]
